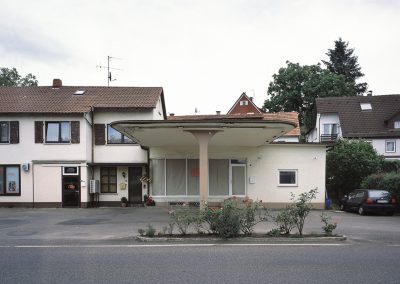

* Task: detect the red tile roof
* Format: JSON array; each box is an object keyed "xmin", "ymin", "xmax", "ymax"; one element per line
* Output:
[{"xmin": 0, "ymin": 86, "xmax": 164, "ymax": 113}]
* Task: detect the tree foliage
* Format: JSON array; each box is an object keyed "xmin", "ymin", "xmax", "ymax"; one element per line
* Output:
[
  {"xmin": 0, "ymin": 67, "xmax": 38, "ymax": 87},
  {"xmin": 322, "ymin": 38, "xmax": 367, "ymax": 95},
  {"xmin": 327, "ymin": 139, "xmax": 384, "ymax": 196},
  {"xmin": 263, "ymin": 61, "xmax": 356, "ymax": 131}
]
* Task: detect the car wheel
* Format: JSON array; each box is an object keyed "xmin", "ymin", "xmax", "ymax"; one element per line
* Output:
[{"xmin": 358, "ymin": 206, "xmax": 366, "ymax": 216}]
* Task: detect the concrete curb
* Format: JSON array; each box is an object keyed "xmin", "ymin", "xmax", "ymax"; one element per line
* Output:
[{"xmin": 136, "ymin": 235, "xmax": 347, "ymax": 243}]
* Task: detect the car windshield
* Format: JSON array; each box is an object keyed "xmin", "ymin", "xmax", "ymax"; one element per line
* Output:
[{"xmin": 368, "ymin": 190, "xmax": 389, "ymax": 198}]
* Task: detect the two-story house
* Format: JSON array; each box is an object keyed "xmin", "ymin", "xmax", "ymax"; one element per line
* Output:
[
  {"xmin": 0, "ymin": 79, "xmax": 166, "ymax": 208},
  {"xmin": 306, "ymin": 95, "xmax": 400, "ymax": 159}
]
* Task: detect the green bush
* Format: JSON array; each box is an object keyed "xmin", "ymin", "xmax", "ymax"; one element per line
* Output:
[
  {"xmin": 382, "ymin": 160, "xmax": 400, "ymax": 173},
  {"xmin": 273, "ymin": 205, "xmax": 297, "ymax": 235},
  {"xmin": 380, "ymin": 172, "xmax": 400, "ymax": 200},
  {"xmin": 214, "ymin": 200, "xmax": 241, "ymax": 238},
  {"xmin": 169, "ymin": 206, "xmax": 196, "ymax": 235},
  {"xmin": 360, "ymin": 173, "xmax": 386, "ymax": 189},
  {"xmin": 321, "ymin": 213, "xmax": 337, "ymax": 236},
  {"xmin": 291, "ymin": 188, "xmax": 318, "ymax": 236},
  {"xmin": 145, "ymin": 224, "xmax": 156, "ymax": 237}
]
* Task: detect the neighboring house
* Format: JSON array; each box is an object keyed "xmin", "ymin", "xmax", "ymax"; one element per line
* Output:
[
  {"xmin": 0, "ymin": 79, "xmax": 166, "ymax": 207},
  {"xmin": 112, "ymin": 112, "xmax": 327, "ymax": 209},
  {"xmin": 307, "ymin": 95, "xmax": 400, "ymax": 159},
  {"xmin": 227, "ymin": 92, "xmax": 300, "ymax": 142}
]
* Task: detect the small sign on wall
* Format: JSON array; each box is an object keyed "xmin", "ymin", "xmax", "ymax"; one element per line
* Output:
[
  {"xmin": 191, "ymin": 168, "xmax": 199, "ymax": 177},
  {"xmin": 249, "ymin": 176, "xmax": 256, "ymax": 184}
]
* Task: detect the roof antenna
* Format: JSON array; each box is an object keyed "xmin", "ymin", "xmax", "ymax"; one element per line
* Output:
[
  {"xmin": 195, "ymin": 107, "xmax": 200, "ymax": 115},
  {"xmin": 96, "ymin": 56, "xmax": 123, "ymax": 87}
]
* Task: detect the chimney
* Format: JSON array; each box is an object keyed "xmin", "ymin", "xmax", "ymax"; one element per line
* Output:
[
  {"xmin": 249, "ymin": 97, "xmax": 253, "ymax": 101},
  {"xmin": 169, "ymin": 113, "xmax": 175, "ymax": 117},
  {"xmin": 367, "ymin": 90, "xmax": 372, "ymax": 96},
  {"xmin": 53, "ymin": 79, "xmax": 62, "ymax": 88},
  {"xmin": 216, "ymin": 111, "xmax": 221, "ymax": 115}
]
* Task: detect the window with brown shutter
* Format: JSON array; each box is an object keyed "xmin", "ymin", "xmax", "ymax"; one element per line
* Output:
[
  {"xmin": 71, "ymin": 121, "xmax": 80, "ymax": 144},
  {"xmin": 94, "ymin": 124, "xmax": 105, "ymax": 145},
  {"xmin": 9, "ymin": 121, "xmax": 19, "ymax": 144},
  {"xmin": 34, "ymin": 121, "xmax": 44, "ymax": 143}
]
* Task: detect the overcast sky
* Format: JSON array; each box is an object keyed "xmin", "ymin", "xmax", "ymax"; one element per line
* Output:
[{"xmin": 1, "ymin": 0, "xmax": 399, "ymax": 115}]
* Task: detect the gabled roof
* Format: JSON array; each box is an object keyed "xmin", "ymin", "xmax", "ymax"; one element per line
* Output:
[
  {"xmin": 0, "ymin": 86, "xmax": 166, "ymax": 116},
  {"xmin": 315, "ymin": 95, "xmax": 400, "ymax": 138},
  {"xmin": 227, "ymin": 92, "xmax": 263, "ymax": 115}
]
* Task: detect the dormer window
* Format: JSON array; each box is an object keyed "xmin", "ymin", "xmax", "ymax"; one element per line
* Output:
[
  {"xmin": 394, "ymin": 121, "xmax": 400, "ymax": 129},
  {"xmin": 360, "ymin": 103, "xmax": 372, "ymax": 110},
  {"xmin": 239, "ymin": 100, "xmax": 248, "ymax": 106}
]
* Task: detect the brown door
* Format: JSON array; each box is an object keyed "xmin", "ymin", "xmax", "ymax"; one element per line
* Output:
[{"xmin": 129, "ymin": 167, "xmax": 142, "ymax": 204}]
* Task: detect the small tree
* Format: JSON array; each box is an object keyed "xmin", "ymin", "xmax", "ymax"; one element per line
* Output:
[{"xmin": 327, "ymin": 139, "xmax": 384, "ymax": 198}]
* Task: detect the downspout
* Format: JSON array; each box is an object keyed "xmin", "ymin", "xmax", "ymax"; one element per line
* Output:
[
  {"xmin": 32, "ymin": 161, "xmax": 35, "ymax": 208},
  {"xmin": 90, "ymin": 106, "xmax": 95, "ymax": 179}
]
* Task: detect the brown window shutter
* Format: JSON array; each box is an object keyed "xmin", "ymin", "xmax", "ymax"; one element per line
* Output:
[
  {"xmin": 34, "ymin": 121, "xmax": 44, "ymax": 143},
  {"xmin": 9, "ymin": 121, "xmax": 19, "ymax": 144},
  {"xmin": 71, "ymin": 121, "xmax": 80, "ymax": 143},
  {"xmin": 94, "ymin": 124, "xmax": 105, "ymax": 145}
]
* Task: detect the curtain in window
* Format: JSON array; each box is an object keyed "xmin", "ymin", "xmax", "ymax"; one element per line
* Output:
[
  {"xmin": 0, "ymin": 167, "xmax": 4, "ymax": 194},
  {"xmin": 6, "ymin": 167, "xmax": 19, "ymax": 194},
  {"xmin": 60, "ymin": 122, "xmax": 70, "ymax": 142},
  {"xmin": 187, "ymin": 159, "xmax": 199, "ymax": 195},
  {"xmin": 46, "ymin": 123, "xmax": 59, "ymax": 142},
  {"xmin": 232, "ymin": 166, "xmax": 246, "ymax": 195},
  {"xmin": 151, "ymin": 159, "xmax": 165, "ymax": 196},
  {"xmin": 0, "ymin": 122, "xmax": 9, "ymax": 142},
  {"xmin": 209, "ymin": 159, "xmax": 229, "ymax": 196},
  {"xmin": 166, "ymin": 159, "xmax": 186, "ymax": 196}
]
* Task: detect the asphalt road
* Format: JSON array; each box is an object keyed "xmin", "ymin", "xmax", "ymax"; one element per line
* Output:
[{"xmin": 0, "ymin": 244, "xmax": 399, "ymax": 284}]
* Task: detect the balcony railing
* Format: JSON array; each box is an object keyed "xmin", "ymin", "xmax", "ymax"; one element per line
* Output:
[{"xmin": 320, "ymin": 134, "xmax": 338, "ymax": 142}]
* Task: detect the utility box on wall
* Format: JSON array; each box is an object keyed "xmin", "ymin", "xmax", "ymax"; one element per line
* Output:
[{"xmin": 89, "ymin": 180, "xmax": 100, "ymax": 194}]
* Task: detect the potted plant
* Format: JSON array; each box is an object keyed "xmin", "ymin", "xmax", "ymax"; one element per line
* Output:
[{"xmin": 121, "ymin": 197, "xmax": 128, "ymax": 207}]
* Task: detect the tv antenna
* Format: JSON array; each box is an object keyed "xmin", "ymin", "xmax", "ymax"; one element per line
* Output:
[{"xmin": 96, "ymin": 56, "xmax": 122, "ymax": 87}]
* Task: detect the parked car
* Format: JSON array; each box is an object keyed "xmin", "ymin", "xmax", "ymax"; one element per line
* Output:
[{"xmin": 340, "ymin": 189, "xmax": 397, "ymax": 216}]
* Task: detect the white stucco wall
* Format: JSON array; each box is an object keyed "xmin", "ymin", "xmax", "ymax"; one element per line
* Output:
[
  {"xmin": 149, "ymin": 144, "xmax": 326, "ymax": 207},
  {"xmin": 371, "ymin": 138, "xmax": 400, "ymax": 159}
]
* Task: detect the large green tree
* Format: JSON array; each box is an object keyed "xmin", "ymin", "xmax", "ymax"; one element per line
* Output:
[
  {"xmin": 0, "ymin": 67, "xmax": 38, "ymax": 86},
  {"xmin": 263, "ymin": 61, "xmax": 356, "ymax": 132},
  {"xmin": 322, "ymin": 38, "xmax": 367, "ymax": 95},
  {"xmin": 327, "ymin": 139, "xmax": 384, "ymax": 198}
]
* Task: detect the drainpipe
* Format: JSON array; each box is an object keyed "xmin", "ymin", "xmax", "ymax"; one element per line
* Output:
[
  {"xmin": 90, "ymin": 106, "xmax": 95, "ymax": 179},
  {"xmin": 32, "ymin": 161, "xmax": 35, "ymax": 208}
]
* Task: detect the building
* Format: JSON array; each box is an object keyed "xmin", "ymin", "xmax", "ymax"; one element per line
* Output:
[
  {"xmin": 306, "ymin": 95, "xmax": 400, "ymax": 159},
  {"xmin": 0, "ymin": 79, "xmax": 166, "ymax": 207}
]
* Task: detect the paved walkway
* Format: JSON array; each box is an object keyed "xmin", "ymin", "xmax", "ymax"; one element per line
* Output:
[{"xmin": 0, "ymin": 207, "xmax": 399, "ymax": 244}]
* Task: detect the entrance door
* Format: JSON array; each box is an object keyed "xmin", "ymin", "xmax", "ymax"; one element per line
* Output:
[
  {"xmin": 62, "ymin": 170, "xmax": 81, "ymax": 207},
  {"xmin": 230, "ymin": 164, "xmax": 246, "ymax": 196},
  {"xmin": 129, "ymin": 167, "xmax": 143, "ymax": 204}
]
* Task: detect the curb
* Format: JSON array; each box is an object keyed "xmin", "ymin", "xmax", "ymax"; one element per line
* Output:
[{"xmin": 136, "ymin": 235, "xmax": 347, "ymax": 243}]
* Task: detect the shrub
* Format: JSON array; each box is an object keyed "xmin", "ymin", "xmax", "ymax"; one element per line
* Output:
[
  {"xmin": 239, "ymin": 199, "xmax": 268, "ymax": 235},
  {"xmin": 291, "ymin": 188, "xmax": 318, "ymax": 236},
  {"xmin": 213, "ymin": 200, "xmax": 241, "ymax": 238},
  {"xmin": 137, "ymin": 228, "xmax": 145, "ymax": 236},
  {"xmin": 382, "ymin": 160, "xmax": 400, "ymax": 173},
  {"xmin": 273, "ymin": 205, "xmax": 297, "ymax": 235},
  {"xmin": 169, "ymin": 206, "xmax": 196, "ymax": 235},
  {"xmin": 360, "ymin": 173, "xmax": 386, "ymax": 189},
  {"xmin": 145, "ymin": 224, "xmax": 156, "ymax": 237},
  {"xmin": 380, "ymin": 172, "xmax": 400, "ymax": 201},
  {"xmin": 167, "ymin": 222, "xmax": 174, "ymax": 235},
  {"xmin": 321, "ymin": 213, "xmax": 337, "ymax": 236}
]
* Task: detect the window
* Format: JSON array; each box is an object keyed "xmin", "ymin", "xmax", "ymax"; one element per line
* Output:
[
  {"xmin": 239, "ymin": 100, "xmax": 248, "ymax": 106},
  {"xmin": 323, "ymin": 124, "xmax": 338, "ymax": 135},
  {"xmin": 107, "ymin": 125, "xmax": 134, "ymax": 144},
  {"xmin": 279, "ymin": 170, "xmax": 298, "ymax": 186},
  {"xmin": 385, "ymin": 140, "xmax": 396, "ymax": 153},
  {"xmin": 0, "ymin": 165, "xmax": 21, "ymax": 196},
  {"xmin": 100, "ymin": 167, "xmax": 117, "ymax": 193},
  {"xmin": 0, "ymin": 121, "xmax": 9, "ymax": 143},
  {"xmin": 45, "ymin": 122, "xmax": 70, "ymax": 143},
  {"xmin": 360, "ymin": 103, "xmax": 372, "ymax": 110},
  {"xmin": 394, "ymin": 121, "xmax": 400, "ymax": 129}
]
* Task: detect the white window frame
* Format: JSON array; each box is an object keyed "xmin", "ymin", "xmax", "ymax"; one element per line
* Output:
[
  {"xmin": 323, "ymin": 123, "xmax": 338, "ymax": 135},
  {"xmin": 385, "ymin": 140, "xmax": 396, "ymax": 153},
  {"xmin": 394, "ymin": 121, "xmax": 400, "ymax": 129},
  {"xmin": 0, "ymin": 121, "xmax": 10, "ymax": 144},
  {"xmin": 360, "ymin": 103, "xmax": 372, "ymax": 110},
  {"xmin": 278, "ymin": 169, "xmax": 298, "ymax": 187},
  {"xmin": 239, "ymin": 100, "xmax": 248, "ymax": 106},
  {"xmin": 44, "ymin": 121, "xmax": 71, "ymax": 144}
]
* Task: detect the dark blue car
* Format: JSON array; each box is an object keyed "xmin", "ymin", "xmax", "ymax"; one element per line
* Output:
[{"xmin": 340, "ymin": 189, "xmax": 397, "ymax": 216}]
